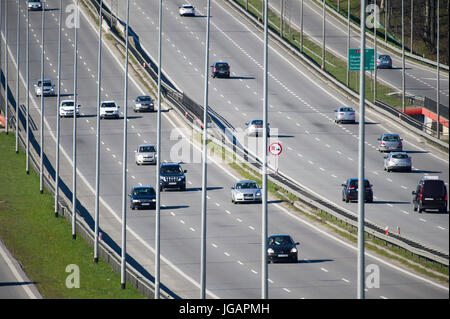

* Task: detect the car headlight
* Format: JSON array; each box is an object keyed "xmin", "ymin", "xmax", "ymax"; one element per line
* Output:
[
  {"xmin": 132, "ymin": 199, "xmax": 140, "ymax": 203},
  {"xmin": 255, "ymin": 191, "xmax": 261, "ymax": 196},
  {"xmin": 236, "ymin": 193, "xmax": 243, "ymax": 199},
  {"xmin": 152, "ymin": 199, "xmax": 156, "ymax": 202},
  {"xmin": 267, "ymin": 248, "xmax": 274, "ymax": 254},
  {"xmin": 290, "ymin": 248, "xmax": 297, "ymax": 253},
  {"xmin": 138, "ymin": 155, "xmax": 143, "ymax": 160},
  {"xmin": 136, "ymin": 103, "xmax": 141, "ymax": 107}
]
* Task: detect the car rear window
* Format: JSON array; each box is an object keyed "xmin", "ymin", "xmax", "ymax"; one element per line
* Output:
[
  {"xmin": 340, "ymin": 107, "xmax": 354, "ymax": 112},
  {"xmin": 215, "ymin": 63, "xmax": 229, "ymax": 69},
  {"xmin": 423, "ymin": 181, "xmax": 446, "ymax": 197},
  {"xmin": 251, "ymin": 120, "xmax": 263, "ymax": 126},
  {"xmin": 383, "ymin": 135, "xmax": 399, "ymax": 142},
  {"xmin": 392, "ymin": 153, "xmax": 408, "ymax": 159},
  {"xmin": 182, "ymin": 5, "xmax": 193, "ymax": 9},
  {"xmin": 379, "ymin": 55, "xmax": 390, "ymax": 60},
  {"xmin": 349, "ymin": 180, "xmax": 370, "ymax": 188},
  {"xmin": 137, "ymin": 96, "xmax": 152, "ymax": 102}
]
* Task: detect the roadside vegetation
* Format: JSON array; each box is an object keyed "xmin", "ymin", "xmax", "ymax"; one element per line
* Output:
[{"xmin": 0, "ymin": 133, "xmax": 146, "ymax": 299}]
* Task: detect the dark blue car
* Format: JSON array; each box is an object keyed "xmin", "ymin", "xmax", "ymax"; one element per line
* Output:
[
  {"xmin": 342, "ymin": 178, "xmax": 373, "ymax": 203},
  {"xmin": 129, "ymin": 186, "xmax": 156, "ymax": 210}
]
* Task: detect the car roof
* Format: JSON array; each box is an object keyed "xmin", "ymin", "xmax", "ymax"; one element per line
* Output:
[
  {"xmin": 101, "ymin": 100, "xmax": 116, "ymax": 103},
  {"xmin": 138, "ymin": 143, "xmax": 155, "ymax": 148},
  {"xmin": 136, "ymin": 95, "xmax": 151, "ymax": 98},
  {"xmin": 348, "ymin": 178, "xmax": 369, "ymax": 182},
  {"xmin": 389, "ymin": 151, "xmax": 408, "ymax": 155},
  {"xmin": 381, "ymin": 133, "xmax": 399, "ymax": 136},
  {"xmin": 268, "ymin": 234, "xmax": 292, "ymax": 238},
  {"xmin": 214, "ymin": 61, "xmax": 229, "ymax": 64},
  {"xmin": 236, "ymin": 179, "xmax": 257, "ymax": 183},
  {"xmin": 132, "ymin": 186, "xmax": 154, "ymax": 190},
  {"xmin": 161, "ymin": 162, "xmax": 181, "ymax": 166}
]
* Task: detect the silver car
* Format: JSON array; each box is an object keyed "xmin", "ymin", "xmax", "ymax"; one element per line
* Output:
[
  {"xmin": 133, "ymin": 95, "xmax": 154, "ymax": 112},
  {"xmin": 377, "ymin": 133, "xmax": 403, "ymax": 152},
  {"xmin": 28, "ymin": 0, "xmax": 43, "ymax": 11},
  {"xmin": 135, "ymin": 144, "xmax": 157, "ymax": 165},
  {"xmin": 245, "ymin": 119, "xmax": 270, "ymax": 137},
  {"xmin": 231, "ymin": 180, "xmax": 262, "ymax": 204},
  {"xmin": 384, "ymin": 152, "xmax": 412, "ymax": 172},
  {"xmin": 334, "ymin": 106, "xmax": 356, "ymax": 124},
  {"xmin": 179, "ymin": 4, "xmax": 195, "ymax": 16},
  {"xmin": 34, "ymin": 79, "xmax": 55, "ymax": 96}
]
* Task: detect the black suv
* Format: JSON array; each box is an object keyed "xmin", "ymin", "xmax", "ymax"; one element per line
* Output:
[
  {"xmin": 211, "ymin": 62, "xmax": 230, "ymax": 78},
  {"xmin": 129, "ymin": 186, "xmax": 156, "ymax": 210},
  {"xmin": 160, "ymin": 163, "xmax": 187, "ymax": 191},
  {"xmin": 342, "ymin": 178, "xmax": 373, "ymax": 203},
  {"xmin": 412, "ymin": 176, "xmax": 447, "ymax": 213}
]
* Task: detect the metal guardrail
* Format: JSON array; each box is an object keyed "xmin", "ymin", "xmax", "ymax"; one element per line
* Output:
[
  {"xmin": 87, "ymin": 0, "xmax": 448, "ymax": 269},
  {"xmin": 226, "ymin": 0, "xmax": 449, "ymax": 150},
  {"xmin": 314, "ymin": 0, "xmax": 449, "ymax": 71}
]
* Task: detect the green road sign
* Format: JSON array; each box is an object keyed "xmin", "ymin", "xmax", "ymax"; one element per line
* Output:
[{"xmin": 349, "ymin": 49, "xmax": 375, "ymax": 71}]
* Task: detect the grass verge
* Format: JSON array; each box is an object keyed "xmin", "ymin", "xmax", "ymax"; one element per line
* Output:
[
  {"xmin": 0, "ymin": 132, "xmax": 146, "ymax": 298},
  {"xmin": 193, "ymin": 131, "xmax": 448, "ymax": 284}
]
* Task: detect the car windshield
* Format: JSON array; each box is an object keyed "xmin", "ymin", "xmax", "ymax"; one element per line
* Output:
[
  {"xmin": 38, "ymin": 80, "xmax": 51, "ymax": 86},
  {"xmin": 61, "ymin": 101, "xmax": 74, "ymax": 107},
  {"xmin": 349, "ymin": 180, "xmax": 370, "ymax": 188},
  {"xmin": 383, "ymin": 135, "xmax": 399, "ymax": 142},
  {"xmin": 423, "ymin": 181, "xmax": 446, "ymax": 197},
  {"xmin": 268, "ymin": 236, "xmax": 293, "ymax": 245},
  {"xmin": 215, "ymin": 63, "xmax": 228, "ymax": 69},
  {"xmin": 161, "ymin": 165, "xmax": 182, "ymax": 174},
  {"xmin": 251, "ymin": 120, "xmax": 263, "ymax": 126},
  {"xmin": 340, "ymin": 107, "xmax": 354, "ymax": 112},
  {"xmin": 236, "ymin": 182, "xmax": 258, "ymax": 189},
  {"xmin": 133, "ymin": 188, "xmax": 155, "ymax": 196},
  {"xmin": 139, "ymin": 146, "xmax": 156, "ymax": 153},
  {"xmin": 101, "ymin": 102, "xmax": 116, "ymax": 108},
  {"xmin": 137, "ymin": 96, "xmax": 152, "ymax": 102},
  {"xmin": 392, "ymin": 153, "xmax": 408, "ymax": 159}
]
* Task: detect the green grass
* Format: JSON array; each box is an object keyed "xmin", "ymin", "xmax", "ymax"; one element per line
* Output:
[
  {"xmin": 0, "ymin": 133, "xmax": 146, "ymax": 299},
  {"xmin": 234, "ymin": 0, "xmax": 420, "ymax": 111}
]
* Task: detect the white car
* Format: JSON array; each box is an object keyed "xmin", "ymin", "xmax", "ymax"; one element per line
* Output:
[
  {"xmin": 28, "ymin": 0, "xmax": 43, "ymax": 11},
  {"xmin": 100, "ymin": 101, "xmax": 120, "ymax": 119},
  {"xmin": 245, "ymin": 119, "xmax": 270, "ymax": 137},
  {"xmin": 59, "ymin": 100, "xmax": 80, "ymax": 117},
  {"xmin": 179, "ymin": 4, "xmax": 195, "ymax": 16},
  {"xmin": 34, "ymin": 79, "xmax": 55, "ymax": 96},
  {"xmin": 135, "ymin": 144, "xmax": 157, "ymax": 165}
]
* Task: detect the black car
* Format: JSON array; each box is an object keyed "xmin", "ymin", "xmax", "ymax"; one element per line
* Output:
[
  {"xmin": 267, "ymin": 235, "xmax": 299, "ymax": 263},
  {"xmin": 412, "ymin": 176, "xmax": 448, "ymax": 213},
  {"xmin": 342, "ymin": 178, "xmax": 373, "ymax": 203},
  {"xmin": 211, "ymin": 62, "xmax": 230, "ymax": 78},
  {"xmin": 160, "ymin": 163, "xmax": 187, "ymax": 191},
  {"xmin": 129, "ymin": 186, "xmax": 156, "ymax": 210}
]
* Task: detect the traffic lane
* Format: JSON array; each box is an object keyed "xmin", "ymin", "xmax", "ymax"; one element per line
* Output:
[
  {"xmin": 0, "ymin": 240, "xmax": 41, "ymax": 299},
  {"xmin": 275, "ymin": 0, "xmax": 449, "ymax": 106},
  {"xmin": 6, "ymin": 0, "xmax": 213, "ymax": 300}
]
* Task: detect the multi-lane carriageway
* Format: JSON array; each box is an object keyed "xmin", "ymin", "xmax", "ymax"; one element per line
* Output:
[{"xmin": 0, "ymin": 0, "xmax": 448, "ymax": 298}]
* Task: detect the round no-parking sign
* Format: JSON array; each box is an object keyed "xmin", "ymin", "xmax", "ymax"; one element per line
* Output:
[{"xmin": 269, "ymin": 142, "xmax": 282, "ymax": 156}]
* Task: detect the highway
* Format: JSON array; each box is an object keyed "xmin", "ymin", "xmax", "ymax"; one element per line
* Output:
[
  {"xmin": 267, "ymin": 0, "xmax": 449, "ymax": 107},
  {"xmin": 0, "ymin": 239, "xmax": 41, "ymax": 299},
  {"xmin": 106, "ymin": 0, "xmax": 449, "ymax": 253},
  {"xmin": 1, "ymin": 0, "xmax": 448, "ymax": 299}
]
